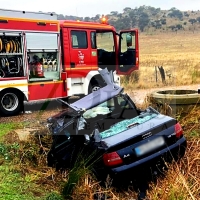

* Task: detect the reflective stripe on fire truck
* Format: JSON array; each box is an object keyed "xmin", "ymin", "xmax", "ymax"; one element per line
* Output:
[
  {"xmin": 65, "ymin": 67, "xmax": 98, "ymax": 71},
  {"xmin": 0, "ymin": 79, "xmax": 28, "ymax": 100},
  {"xmin": 28, "ymin": 80, "xmax": 64, "ymax": 85},
  {"xmin": 0, "ymin": 83, "xmax": 27, "ymax": 88}
]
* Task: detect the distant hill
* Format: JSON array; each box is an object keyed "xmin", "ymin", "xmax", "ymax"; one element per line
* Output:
[{"xmin": 58, "ymin": 5, "xmax": 200, "ymax": 33}]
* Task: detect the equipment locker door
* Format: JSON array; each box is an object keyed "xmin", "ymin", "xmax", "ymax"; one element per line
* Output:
[
  {"xmin": 26, "ymin": 32, "xmax": 60, "ymax": 101},
  {"xmin": 117, "ymin": 29, "xmax": 139, "ymax": 75}
]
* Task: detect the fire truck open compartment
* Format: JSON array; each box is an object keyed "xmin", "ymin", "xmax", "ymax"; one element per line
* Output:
[
  {"xmin": 0, "ymin": 31, "xmax": 60, "ymax": 81},
  {"xmin": 0, "ymin": 31, "xmax": 24, "ymax": 78},
  {"xmin": 26, "ymin": 32, "xmax": 60, "ymax": 82},
  {"xmin": 0, "ymin": 9, "xmax": 60, "ymax": 82}
]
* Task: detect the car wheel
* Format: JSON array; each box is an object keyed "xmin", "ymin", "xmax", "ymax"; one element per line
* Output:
[{"xmin": 0, "ymin": 90, "xmax": 23, "ymax": 116}]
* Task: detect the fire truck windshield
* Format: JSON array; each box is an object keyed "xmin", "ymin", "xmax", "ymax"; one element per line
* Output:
[
  {"xmin": 96, "ymin": 32, "xmax": 114, "ymax": 52},
  {"xmin": 96, "ymin": 31, "xmax": 116, "ymax": 71}
]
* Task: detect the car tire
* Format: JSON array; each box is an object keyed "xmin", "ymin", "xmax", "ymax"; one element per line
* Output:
[{"xmin": 0, "ymin": 90, "xmax": 23, "ymax": 116}]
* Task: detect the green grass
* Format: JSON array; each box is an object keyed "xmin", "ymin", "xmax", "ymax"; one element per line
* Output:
[
  {"xmin": 0, "ymin": 122, "xmax": 62, "ymax": 200},
  {"xmin": 0, "ymin": 122, "xmax": 24, "ymax": 138},
  {"xmin": 0, "ymin": 141, "xmax": 47, "ymax": 200},
  {"xmin": 0, "ymin": 160, "xmax": 63, "ymax": 200},
  {"xmin": 0, "ymin": 164, "xmax": 45, "ymax": 200}
]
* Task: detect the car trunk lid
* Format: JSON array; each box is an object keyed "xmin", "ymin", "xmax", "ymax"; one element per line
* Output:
[
  {"xmin": 101, "ymin": 113, "xmax": 179, "ymax": 165},
  {"xmin": 100, "ymin": 113, "xmax": 176, "ymax": 150}
]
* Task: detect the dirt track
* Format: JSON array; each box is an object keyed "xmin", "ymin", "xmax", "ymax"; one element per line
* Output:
[
  {"xmin": 127, "ymin": 84, "xmax": 199, "ymax": 105},
  {"xmin": 0, "ymin": 84, "xmax": 199, "ymax": 124}
]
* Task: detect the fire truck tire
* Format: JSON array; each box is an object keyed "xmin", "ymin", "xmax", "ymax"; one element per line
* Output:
[
  {"xmin": 0, "ymin": 90, "xmax": 23, "ymax": 116},
  {"xmin": 88, "ymin": 78, "xmax": 105, "ymax": 94}
]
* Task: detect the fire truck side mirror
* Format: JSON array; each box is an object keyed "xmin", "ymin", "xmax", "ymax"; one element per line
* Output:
[
  {"xmin": 126, "ymin": 34, "xmax": 132, "ymax": 47},
  {"xmin": 61, "ymin": 72, "xmax": 67, "ymax": 80}
]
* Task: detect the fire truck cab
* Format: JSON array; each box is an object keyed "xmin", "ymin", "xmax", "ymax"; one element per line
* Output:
[{"xmin": 0, "ymin": 9, "xmax": 139, "ymax": 116}]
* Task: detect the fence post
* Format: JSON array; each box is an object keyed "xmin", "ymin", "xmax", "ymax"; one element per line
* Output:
[
  {"xmin": 158, "ymin": 66, "xmax": 166, "ymax": 83},
  {"xmin": 155, "ymin": 66, "xmax": 158, "ymax": 82}
]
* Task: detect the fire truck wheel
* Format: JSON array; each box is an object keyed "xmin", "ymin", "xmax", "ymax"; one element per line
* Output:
[
  {"xmin": 0, "ymin": 90, "xmax": 23, "ymax": 116},
  {"xmin": 88, "ymin": 79, "xmax": 105, "ymax": 94}
]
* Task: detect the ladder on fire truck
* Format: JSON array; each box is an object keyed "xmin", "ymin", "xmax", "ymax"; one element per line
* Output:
[{"xmin": 0, "ymin": 8, "xmax": 57, "ymax": 20}]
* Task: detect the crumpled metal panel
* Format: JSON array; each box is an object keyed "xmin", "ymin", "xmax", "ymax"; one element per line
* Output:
[{"xmin": 71, "ymin": 68, "xmax": 123, "ymax": 111}]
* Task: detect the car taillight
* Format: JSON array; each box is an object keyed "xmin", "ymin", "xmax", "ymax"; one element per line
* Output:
[
  {"xmin": 103, "ymin": 152, "xmax": 123, "ymax": 167},
  {"xmin": 175, "ymin": 122, "xmax": 183, "ymax": 138}
]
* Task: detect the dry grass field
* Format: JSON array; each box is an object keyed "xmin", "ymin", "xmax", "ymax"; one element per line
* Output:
[{"xmin": 123, "ymin": 31, "xmax": 200, "ymax": 89}]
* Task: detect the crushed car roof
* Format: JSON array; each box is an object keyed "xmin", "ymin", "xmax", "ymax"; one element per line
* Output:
[{"xmin": 70, "ymin": 68, "xmax": 123, "ymax": 112}]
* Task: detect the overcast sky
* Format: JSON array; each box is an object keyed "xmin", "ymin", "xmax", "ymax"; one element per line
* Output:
[{"xmin": 1, "ymin": 0, "xmax": 200, "ymax": 17}]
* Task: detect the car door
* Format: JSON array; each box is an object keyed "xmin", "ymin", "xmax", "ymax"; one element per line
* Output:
[{"xmin": 117, "ymin": 29, "xmax": 139, "ymax": 75}]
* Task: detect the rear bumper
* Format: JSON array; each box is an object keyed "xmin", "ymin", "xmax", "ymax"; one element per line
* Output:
[{"xmin": 110, "ymin": 136, "xmax": 187, "ymax": 176}]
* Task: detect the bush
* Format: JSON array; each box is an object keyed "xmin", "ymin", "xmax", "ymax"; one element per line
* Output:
[
  {"xmin": 130, "ymin": 70, "xmax": 140, "ymax": 83},
  {"xmin": 46, "ymin": 192, "xmax": 63, "ymax": 200}
]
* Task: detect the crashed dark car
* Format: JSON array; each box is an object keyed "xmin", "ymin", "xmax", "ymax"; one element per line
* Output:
[{"xmin": 47, "ymin": 68, "xmax": 187, "ymax": 181}]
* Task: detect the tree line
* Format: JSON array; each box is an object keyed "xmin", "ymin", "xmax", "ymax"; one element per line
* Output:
[{"xmin": 57, "ymin": 6, "xmax": 200, "ymax": 32}]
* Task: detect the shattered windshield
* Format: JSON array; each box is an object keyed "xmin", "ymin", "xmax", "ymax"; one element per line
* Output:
[{"xmin": 100, "ymin": 113, "xmax": 158, "ymax": 139}]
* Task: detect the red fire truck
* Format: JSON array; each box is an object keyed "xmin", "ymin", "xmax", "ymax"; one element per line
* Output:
[{"xmin": 0, "ymin": 9, "xmax": 139, "ymax": 116}]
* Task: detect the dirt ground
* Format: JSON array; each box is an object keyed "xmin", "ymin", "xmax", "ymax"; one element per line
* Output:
[
  {"xmin": 0, "ymin": 84, "xmax": 199, "ymax": 125},
  {"xmin": 127, "ymin": 84, "xmax": 199, "ymax": 105}
]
